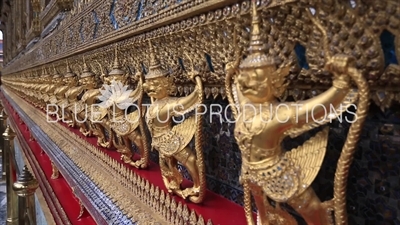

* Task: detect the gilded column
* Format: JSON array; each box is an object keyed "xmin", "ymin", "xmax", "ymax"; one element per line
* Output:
[
  {"xmin": 3, "ymin": 124, "xmax": 19, "ymax": 225},
  {"xmin": 13, "ymin": 166, "xmax": 40, "ymax": 225},
  {"xmin": 0, "ymin": 109, "xmax": 8, "ymax": 181}
]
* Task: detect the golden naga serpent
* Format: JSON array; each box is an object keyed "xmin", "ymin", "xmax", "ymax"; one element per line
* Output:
[
  {"xmin": 185, "ymin": 54, "xmax": 207, "ymax": 203},
  {"xmin": 136, "ymin": 72, "xmax": 151, "ymax": 169},
  {"xmin": 225, "ymin": 27, "xmax": 240, "ymax": 120},
  {"xmin": 309, "ymin": 11, "xmax": 370, "ymax": 225},
  {"xmin": 224, "ymin": 28, "xmax": 256, "ymax": 224}
]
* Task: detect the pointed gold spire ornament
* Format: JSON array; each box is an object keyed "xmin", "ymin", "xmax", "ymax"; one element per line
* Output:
[
  {"xmin": 239, "ymin": 1, "xmax": 274, "ymax": 69},
  {"xmin": 145, "ymin": 40, "xmax": 169, "ymax": 79},
  {"xmin": 0, "ymin": 109, "xmax": 8, "ymax": 181},
  {"xmin": 80, "ymin": 56, "xmax": 95, "ymax": 78},
  {"xmin": 108, "ymin": 46, "xmax": 125, "ymax": 76},
  {"xmin": 3, "ymin": 124, "xmax": 19, "ymax": 224},
  {"xmin": 12, "ymin": 166, "xmax": 39, "ymax": 225},
  {"xmin": 52, "ymin": 64, "xmax": 61, "ymax": 78}
]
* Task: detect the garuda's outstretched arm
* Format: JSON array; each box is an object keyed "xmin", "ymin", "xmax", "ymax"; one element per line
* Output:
[
  {"xmin": 290, "ymin": 55, "xmax": 355, "ymax": 128},
  {"xmin": 225, "ymin": 56, "xmax": 245, "ymax": 119}
]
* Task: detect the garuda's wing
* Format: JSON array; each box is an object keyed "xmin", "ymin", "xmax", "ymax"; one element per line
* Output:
[
  {"xmin": 43, "ymin": 94, "xmax": 50, "ymax": 103},
  {"xmin": 90, "ymin": 105, "xmax": 108, "ymax": 122},
  {"xmin": 56, "ymin": 99, "xmax": 69, "ymax": 109},
  {"xmin": 65, "ymin": 86, "xmax": 85, "ymax": 100},
  {"xmin": 284, "ymin": 89, "xmax": 358, "ymax": 138},
  {"xmin": 153, "ymin": 116, "xmax": 197, "ymax": 157},
  {"xmin": 172, "ymin": 116, "xmax": 197, "ymax": 152},
  {"xmin": 111, "ymin": 111, "xmax": 141, "ymax": 136},
  {"xmin": 285, "ymin": 127, "xmax": 329, "ymax": 194},
  {"xmin": 49, "ymin": 95, "xmax": 58, "ymax": 105},
  {"xmin": 70, "ymin": 101, "xmax": 86, "ymax": 115}
]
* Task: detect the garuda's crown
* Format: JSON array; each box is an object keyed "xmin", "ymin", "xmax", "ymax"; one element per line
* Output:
[
  {"xmin": 145, "ymin": 40, "xmax": 169, "ymax": 79},
  {"xmin": 239, "ymin": 0, "xmax": 275, "ymax": 69},
  {"xmin": 80, "ymin": 57, "xmax": 95, "ymax": 78},
  {"xmin": 64, "ymin": 60, "xmax": 76, "ymax": 78}
]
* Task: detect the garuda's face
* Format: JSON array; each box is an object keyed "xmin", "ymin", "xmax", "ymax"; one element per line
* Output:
[
  {"xmin": 79, "ymin": 77, "xmax": 95, "ymax": 87},
  {"xmin": 104, "ymin": 75, "xmax": 127, "ymax": 85},
  {"xmin": 63, "ymin": 77, "xmax": 77, "ymax": 86},
  {"xmin": 143, "ymin": 77, "xmax": 168, "ymax": 99},
  {"xmin": 238, "ymin": 67, "xmax": 275, "ymax": 103},
  {"xmin": 54, "ymin": 77, "xmax": 64, "ymax": 85}
]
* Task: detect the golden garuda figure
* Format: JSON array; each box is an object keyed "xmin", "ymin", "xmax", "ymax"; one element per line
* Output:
[
  {"xmin": 70, "ymin": 58, "xmax": 99, "ymax": 137},
  {"xmin": 66, "ymin": 56, "xmax": 110, "ymax": 148},
  {"xmin": 45, "ymin": 67, "xmax": 62, "ymax": 116},
  {"xmin": 18, "ymin": 74, "xmax": 30, "ymax": 100},
  {"xmin": 63, "ymin": 63, "xmax": 90, "ymax": 128},
  {"xmin": 43, "ymin": 66, "xmax": 62, "ymax": 107},
  {"xmin": 37, "ymin": 68, "xmax": 52, "ymax": 109},
  {"xmin": 225, "ymin": 1, "xmax": 370, "ymax": 225},
  {"xmin": 143, "ymin": 41, "xmax": 206, "ymax": 203},
  {"xmin": 49, "ymin": 61, "xmax": 79, "ymax": 122},
  {"xmin": 31, "ymin": 71, "xmax": 42, "ymax": 107},
  {"xmin": 25, "ymin": 73, "xmax": 37, "ymax": 104},
  {"xmin": 99, "ymin": 55, "xmax": 150, "ymax": 169}
]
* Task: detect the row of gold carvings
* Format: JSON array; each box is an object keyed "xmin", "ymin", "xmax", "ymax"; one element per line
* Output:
[
  {"xmin": 4, "ymin": 40, "xmax": 207, "ymax": 220},
  {"xmin": 5, "ymin": 41, "xmax": 207, "ymax": 202},
  {"xmin": 2, "ymin": 87, "xmax": 212, "ymax": 225},
  {"xmin": 3, "ymin": 0, "xmax": 399, "ymax": 86},
  {"xmin": 3, "ymin": 57, "xmax": 400, "ymax": 112},
  {"xmin": 3, "ymin": 1, "xmax": 400, "ymax": 109}
]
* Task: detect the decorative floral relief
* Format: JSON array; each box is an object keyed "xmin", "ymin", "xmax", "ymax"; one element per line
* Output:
[
  {"xmin": 96, "ymin": 1, "xmax": 114, "ymax": 37},
  {"xmin": 114, "ymin": 0, "xmax": 141, "ymax": 28}
]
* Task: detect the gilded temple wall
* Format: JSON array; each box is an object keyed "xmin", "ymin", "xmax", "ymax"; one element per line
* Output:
[{"xmin": 1, "ymin": 0, "xmax": 400, "ymax": 224}]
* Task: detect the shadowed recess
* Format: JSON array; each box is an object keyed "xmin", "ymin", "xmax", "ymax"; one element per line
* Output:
[
  {"xmin": 136, "ymin": 0, "xmax": 144, "ymax": 21},
  {"xmin": 92, "ymin": 10, "xmax": 99, "ymax": 39},
  {"xmin": 178, "ymin": 58, "xmax": 185, "ymax": 71},
  {"xmin": 109, "ymin": 0, "xmax": 118, "ymax": 30},
  {"xmin": 294, "ymin": 43, "xmax": 309, "ymax": 69},
  {"xmin": 205, "ymin": 53, "xmax": 214, "ymax": 72},
  {"xmin": 141, "ymin": 62, "xmax": 147, "ymax": 74},
  {"xmin": 380, "ymin": 29, "xmax": 398, "ymax": 67}
]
